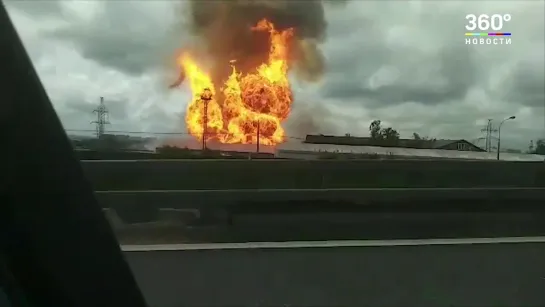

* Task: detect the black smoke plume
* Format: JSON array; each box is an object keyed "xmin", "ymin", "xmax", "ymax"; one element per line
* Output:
[{"xmin": 186, "ymin": 0, "xmax": 330, "ymax": 85}]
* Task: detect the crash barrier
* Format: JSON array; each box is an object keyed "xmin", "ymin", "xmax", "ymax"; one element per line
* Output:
[
  {"xmin": 98, "ymin": 188, "xmax": 545, "ymax": 225},
  {"xmin": 76, "ymin": 150, "xmax": 157, "ymax": 160},
  {"xmin": 82, "ymin": 159, "xmax": 545, "ymax": 191},
  {"xmin": 97, "ymin": 187, "xmax": 545, "ymax": 210},
  {"xmin": 75, "ymin": 149, "xmax": 274, "ymax": 160}
]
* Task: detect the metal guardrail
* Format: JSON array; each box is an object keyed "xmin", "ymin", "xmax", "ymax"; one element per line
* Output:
[
  {"xmin": 96, "ymin": 187, "xmax": 545, "ymax": 225},
  {"xmin": 82, "ymin": 160, "xmax": 545, "ymax": 190},
  {"xmin": 96, "ymin": 187, "xmax": 545, "ymax": 210}
]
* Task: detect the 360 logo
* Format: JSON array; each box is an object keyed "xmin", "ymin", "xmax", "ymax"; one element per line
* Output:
[{"xmin": 465, "ymin": 14, "xmax": 511, "ymax": 31}]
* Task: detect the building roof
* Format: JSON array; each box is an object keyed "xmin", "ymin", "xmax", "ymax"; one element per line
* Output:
[
  {"xmin": 304, "ymin": 134, "xmax": 484, "ymax": 151},
  {"xmin": 276, "ymin": 142, "xmax": 544, "ymax": 162}
]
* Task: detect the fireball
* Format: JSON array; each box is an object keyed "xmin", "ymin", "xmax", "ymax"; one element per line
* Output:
[{"xmin": 174, "ymin": 19, "xmax": 294, "ymax": 146}]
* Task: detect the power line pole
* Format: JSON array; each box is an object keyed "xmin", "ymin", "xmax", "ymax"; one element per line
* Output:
[
  {"xmin": 200, "ymin": 88, "xmax": 212, "ymax": 151},
  {"xmin": 489, "ymin": 121, "xmax": 498, "ymax": 152},
  {"xmin": 91, "ymin": 96, "xmax": 110, "ymax": 138},
  {"xmin": 256, "ymin": 120, "xmax": 260, "ymax": 153},
  {"xmin": 529, "ymin": 140, "xmax": 535, "ymax": 153},
  {"xmin": 480, "ymin": 119, "xmax": 497, "ymax": 152},
  {"xmin": 484, "ymin": 119, "xmax": 492, "ymax": 152},
  {"xmin": 496, "ymin": 116, "xmax": 516, "ymax": 160}
]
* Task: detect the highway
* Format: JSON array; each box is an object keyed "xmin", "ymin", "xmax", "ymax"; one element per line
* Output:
[
  {"xmin": 123, "ymin": 238, "xmax": 545, "ymax": 307},
  {"xmin": 101, "ymin": 185, "xmax": 545, "ymax": 305},
  {"xmin": 87, "ymin": 161, "xmax": 545, "ymax": 305}
]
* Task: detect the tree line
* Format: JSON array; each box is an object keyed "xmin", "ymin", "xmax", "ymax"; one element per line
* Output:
[
  {"xmin": 529, "ymin": 139, "xmax": 545, "ymax": 155},
  {"xmin": 367, "ymin": 119, "xmax": 436, "ymax": 148},
  {"xmin": 367, "ymin": 119, "xmax": 544, "ymax": 155}
]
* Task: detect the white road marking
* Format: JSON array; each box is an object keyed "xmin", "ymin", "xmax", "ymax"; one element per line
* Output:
[
  {"xmin": 81, "ymin": 160, "xmax": 542, "ymax": 164},
  {"xmin": 82, "ymin": 159, "xmax": 276, "ymax": 162},
  {"xmin": 121, "ymin": 236, "xmax": 545, "ymax": 252},
  {"xmin": 97, "ymin": 187, "xmax": 545, "ymax": 193}
]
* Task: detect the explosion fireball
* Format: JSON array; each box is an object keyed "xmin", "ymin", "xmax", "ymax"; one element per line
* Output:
[
  {"xmin": 176, "ymin": 19, "xmax": 294, "ymax": 146},
  {"xmin": 170, "ymin": 0, "xmax": 332, "ymax": 145}
]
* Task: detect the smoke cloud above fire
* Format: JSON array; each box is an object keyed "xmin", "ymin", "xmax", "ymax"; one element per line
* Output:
[
  {"xmin": 186, "ymin": 0, "xmax": 330, "ymax": 85},
  {"xmin": 167, "ymin": 0, "xmax": 346, "ymax": 146}
]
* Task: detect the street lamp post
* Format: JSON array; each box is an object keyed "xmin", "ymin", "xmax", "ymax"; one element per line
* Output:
[
  {"xmin": 200, "ymin": 88, "xmax": 213, "ymax": 151},
  {"xmin": 256, "ymin": 120, "xmax": 260, "ymax": 153},
  {"xmin": 496, "ymin": 115, "xmax": 516, "ymax": 160}
]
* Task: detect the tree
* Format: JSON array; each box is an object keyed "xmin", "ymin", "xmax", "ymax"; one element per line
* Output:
[
  {"xmin": 412, "ymin": 132, "xmax": 435, "ymax": 141},
  {"xmin": 535, "ymin": 139, "xmax": 545, "ymax": 155},
  {"xmin": 369, "ymin": 120, "xmax": 382, "ymax": 140},
  {"xmin": 381, "ymin": 127, "xmax": 400, "ymax": 143},
  {"xmin": 368, "ymin": 119, "xmax": 400, "ymax": 145},
  {"xmin": 528, "ymin": 140, "xmax": 535, "ymax": 153},
  {"xmin": 411, "ymin": 132, "xmax": 438, "ymax": 148}
]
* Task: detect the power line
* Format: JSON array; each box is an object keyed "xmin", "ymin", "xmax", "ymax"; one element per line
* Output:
[
  {"xmin": 66, "ymin": 129, "xmax": 189, "ymax": 135},
  {"xmin": 200, "ymin": 88, "xmax": 212, "ymax": 150},
  {"xmin": 74, "ymin": 96, "xmax": 304, "ymax": 142},
  {"xmin": 65, "ymin": 129, "xmax": 305, "ymax": 141}
]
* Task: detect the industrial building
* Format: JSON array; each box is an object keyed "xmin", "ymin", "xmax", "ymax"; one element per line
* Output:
[{"xmin": 275, "ymin": 135, "xmax": 544, "ymax": 162}]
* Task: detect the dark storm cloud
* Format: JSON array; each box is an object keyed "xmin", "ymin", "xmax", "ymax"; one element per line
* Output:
[
  {"xmin": 321, "ymin": 46, "xmax": 477, "ymax": 107},
  {"xmin": 32, "ymin": 0, "xmax": 340, "ymax": 80},
  {"xmin": 319, "ymin": 9, "xmax": 479, "ymax": 109},
  {"xmin": 501, "ymin": 61, "xmax": 545, "ymax": 108},
  {"xmin": 190, "ymin": 0, "xmax": 328, "ymax": 40},
  {"xmin": 40, "ymin": 2, "xmax": 181, "ymax": 76}
]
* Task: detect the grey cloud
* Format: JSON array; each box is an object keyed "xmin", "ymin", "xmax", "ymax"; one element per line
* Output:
[
  {"xmin": 66, "ymin": 99, "xmax": 128, "ymax": 121},
  {"xmin": 42, "ymin": 2, "xmax": 184, "ymax": 76},
  {"xmin": 105, "ymin": 100, "xmax": 130, "ymax": 121},
  {"xmin": 64, "ymin": 100, "xmax": 95, "ymax": 115},
  {"xmin": 321, "ymin": 46, "xmax": 477, "ymax": 108},
  {"xmin": 319, "ymin": 4, "xmax": 479, "ymax": 108},
  {"xmin": 5, "ymin": 0, "xmax": 63, "ymax": 19},
  {"xmin": 57, "ymin": 109, "xmax": 92, "ymax": 132},
  {"xmin": 285, "ymin": 102, "xmax": 337, "ymax": 137},
  {"xmin": 138, "ymin": 107, "xmax": 183, "ymax": 133},
  {"xmin": 501, "ymin": 62, "xmax": 545, "ymax": 108},
  {"xmin": 58, "ymin": 97, "xmax": 129, "ymax": 132},
  {"xmin": 318, "ymin": 1, "xmax": 543, "ymax": 112},
  {"xmin": 60, "ymin": 97, "xmax": 180, "ymax": 134}
]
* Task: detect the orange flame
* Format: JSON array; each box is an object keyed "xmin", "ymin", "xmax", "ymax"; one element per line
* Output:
[{"xmin": 175, "ymin": 19, "xmax": 294, "ymax": 146}]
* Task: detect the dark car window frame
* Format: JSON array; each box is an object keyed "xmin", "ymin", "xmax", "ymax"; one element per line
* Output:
[{"xmin": 0, "ymin": 3, "xmax": 147, "ymax": 307}]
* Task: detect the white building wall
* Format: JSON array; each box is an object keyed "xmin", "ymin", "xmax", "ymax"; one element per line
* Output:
[{"xmin": 275, "ymin": 142, "xmax": 545, "ymax": 162}]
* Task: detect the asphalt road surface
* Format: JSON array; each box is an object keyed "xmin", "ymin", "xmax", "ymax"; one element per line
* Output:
[{"xmin": 124, "ymin": 237, "xmax": 545, "ymax": 307}]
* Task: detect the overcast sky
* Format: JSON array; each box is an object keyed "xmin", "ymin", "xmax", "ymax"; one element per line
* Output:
[{"xmin": 5, "ymin": 0, "xmax": 544, "ymax": 151}]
